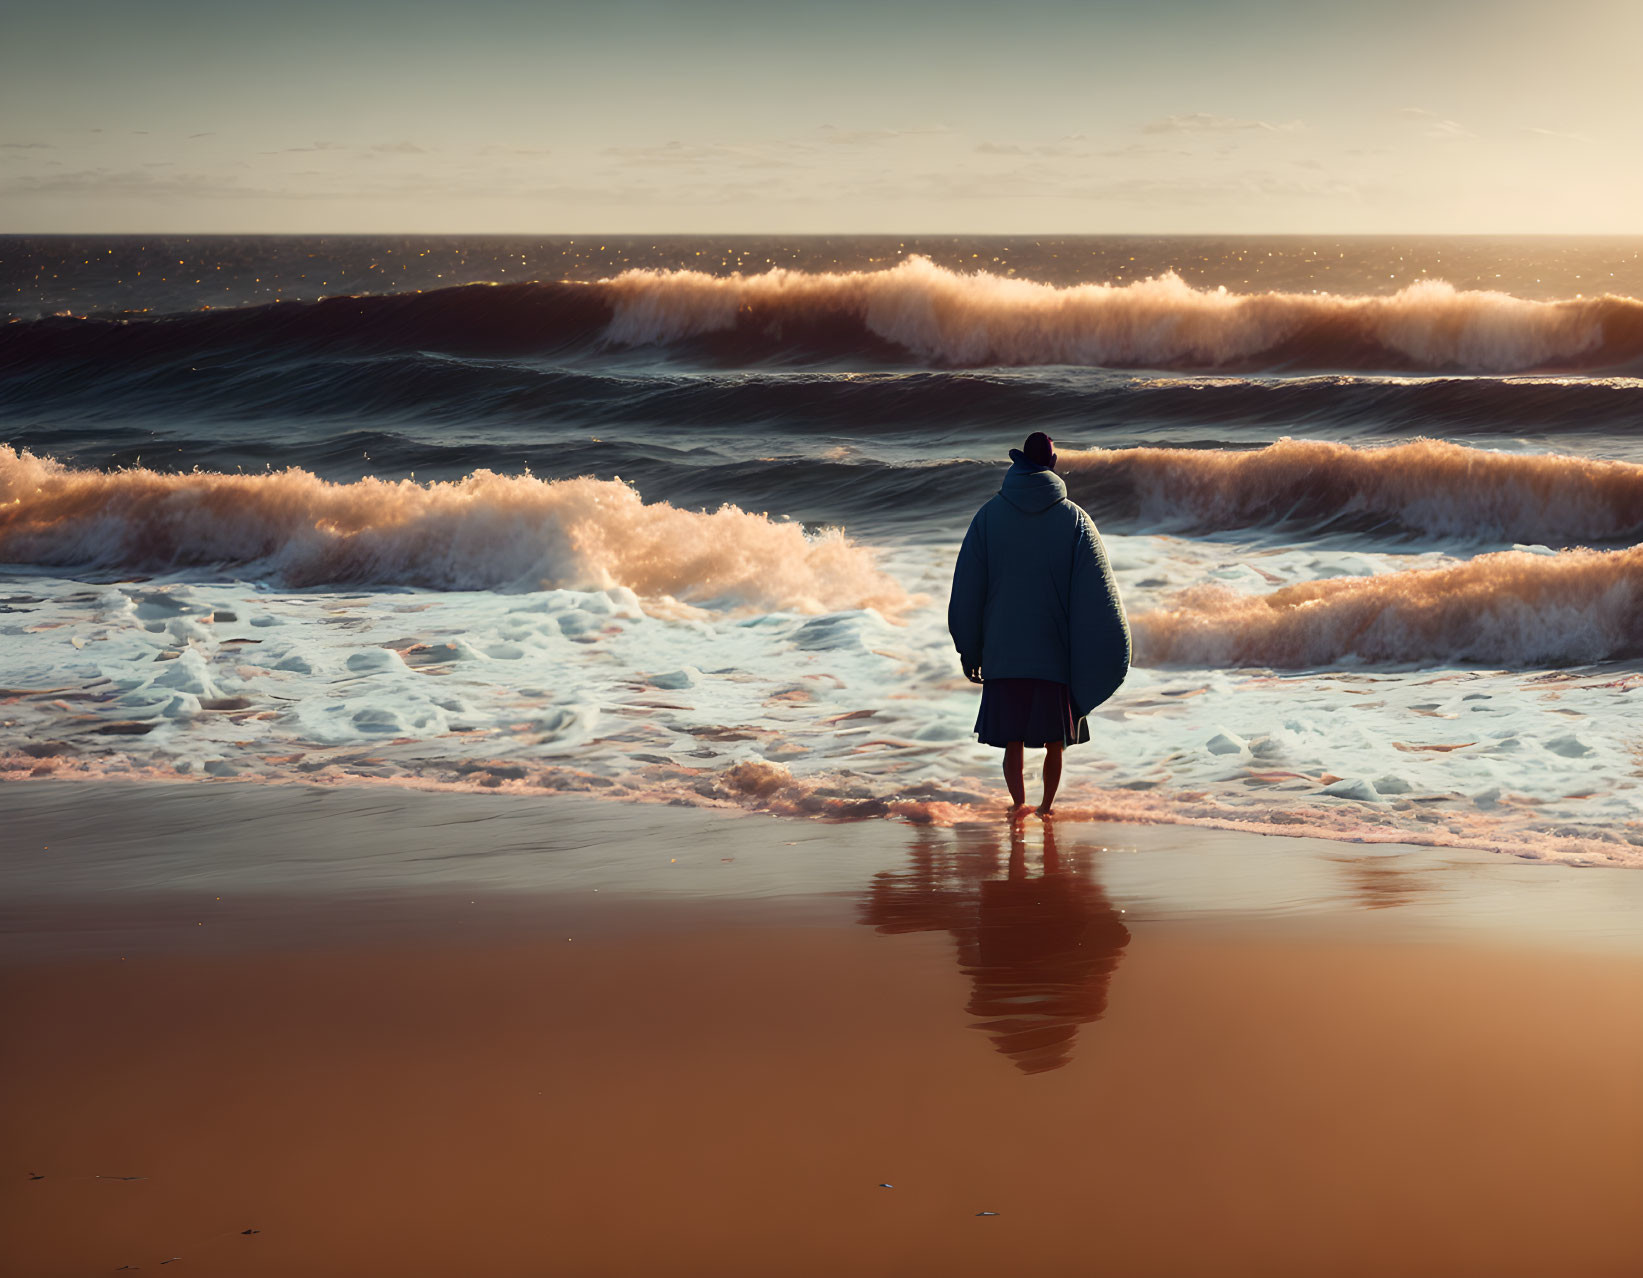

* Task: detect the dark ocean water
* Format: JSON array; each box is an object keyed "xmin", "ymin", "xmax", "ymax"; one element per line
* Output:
[{"xmin": 4, "ymin": 234, "xmax": 1643, "ymax": 540}]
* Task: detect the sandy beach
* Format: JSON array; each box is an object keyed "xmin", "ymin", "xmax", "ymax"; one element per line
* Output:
[
  {"xmin": 8, "ymin": 2, "xmax": 1643, "ymax": 1273},
  {"xmin": 3, "ymin": 781, "xmax": 1640, "ymax": 1278}
]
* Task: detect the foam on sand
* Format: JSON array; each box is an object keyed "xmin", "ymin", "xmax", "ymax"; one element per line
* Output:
[{"xmin": 5, "ymin": 553, "xmax": 1643, "ymax": 867}]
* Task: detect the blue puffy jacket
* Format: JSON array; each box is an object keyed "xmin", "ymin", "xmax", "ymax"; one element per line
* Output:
[{"xmin": 948, "ymin": 456, "xmax": 1131, "ymax": 717}]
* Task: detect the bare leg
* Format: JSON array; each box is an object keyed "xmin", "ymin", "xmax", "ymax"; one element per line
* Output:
[
  {"xmin": 1039, "ymin": 742, "xmax": 1064, "ymax": 815},
  {"xmin": 1003, "ymin": 742, "xmax": 1027, "ymax": 812}
]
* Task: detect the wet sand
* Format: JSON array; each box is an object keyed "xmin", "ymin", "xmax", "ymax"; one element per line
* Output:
[{"xmin": 2, "ymin": 781, "xmax": 1641, "ymax": 1277}]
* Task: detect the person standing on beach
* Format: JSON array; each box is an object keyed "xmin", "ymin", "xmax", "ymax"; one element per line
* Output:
[{"xmin": 948, "ymin": 432, "xmax": 1131, "ymax": 816}]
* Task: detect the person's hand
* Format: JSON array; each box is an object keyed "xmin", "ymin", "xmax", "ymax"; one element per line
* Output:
[{"xmin": 961, "ymin": 655, "xmax": 983, "ymax": 684}]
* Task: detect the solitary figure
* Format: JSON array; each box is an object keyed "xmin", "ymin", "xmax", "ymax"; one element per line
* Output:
[{"xmin": 948, "ymin": 433, "xmax": 1131, "ymax": 815}]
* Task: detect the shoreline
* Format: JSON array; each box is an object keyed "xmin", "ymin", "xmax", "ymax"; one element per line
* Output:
[
  {"xmin": 8, "ymin": 758, "xmax": 1643, "ymax": 872},
  {"xmin": 5, "ymin": 776, "xmax": 1643, "ymax": 945}
]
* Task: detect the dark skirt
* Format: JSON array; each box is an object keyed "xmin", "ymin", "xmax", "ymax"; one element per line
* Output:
[{"xmin": 974, "ymin": 678, "xmax": 1090, "ymax": 749}]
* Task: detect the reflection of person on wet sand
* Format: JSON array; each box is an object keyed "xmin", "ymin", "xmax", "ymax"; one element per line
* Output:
[
  {"xmin": 967, "ymin": 820, "xmax": 1131, "ymax": 1073},
  {"xmin": 949, "ymin": 432, "xmax": 1131, "ymax": 816},
  {"xmin": 861, "ymin": 820, "xmax": 1130, "ymax": 1074}
]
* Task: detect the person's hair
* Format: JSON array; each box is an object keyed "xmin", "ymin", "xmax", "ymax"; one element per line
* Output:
[{"xmin": 1023, "ymin": 432, "xmax": 1057, "ymax": 470}]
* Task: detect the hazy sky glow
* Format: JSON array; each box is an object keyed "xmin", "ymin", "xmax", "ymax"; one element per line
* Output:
[{"xmin": 3, "ymin": 0, "xmax": 1640, "ymax": 233}]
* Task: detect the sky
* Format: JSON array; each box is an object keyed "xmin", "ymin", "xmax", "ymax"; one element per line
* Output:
[{"xmin": 2, "ymin": 0, "xmax": 1640, "ymax": 234}]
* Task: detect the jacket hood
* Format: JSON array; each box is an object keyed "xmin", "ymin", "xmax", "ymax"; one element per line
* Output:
[{"xmin": 999, "ymin": 458, "xmax": 1068, "ymax": 514}]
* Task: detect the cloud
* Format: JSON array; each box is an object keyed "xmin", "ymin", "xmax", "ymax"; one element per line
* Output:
[
  {"xmin": 1424, "ymin": 119, "xmax": 1474, "ymax": 140},
  {"xmin": 597, "ymin": 125, "xmax": 954, "ymax": 178},
  {"xmin": 816, "ymin": 124, "xmax": 949, "ymax": 146},
  {"xmin": 850, "ymin": 162, "xmax": 1358, "ymax": 207},
  {"xmin": 0, "ymin": 167, "xmax": 282, "ymax": 200},
  {"xmin": 603, "ymin": 140, "xmax": 798, "ymax": 171},
  {"xmin": 261, "ymin": 141, "xmax": 348, "ymax": 154},
  {"xmin": 603, "ymin": 140, "xmax": 699, "ymax": 164},
  {"xmin": 1091, "ymin": 142, "xmax": 1190, "ymax": 159},
  {"xmin": 1, "ymin": 142, "xmax": 51, "ymax": 150},
  {"xmin": 426, "ymin": 171, "xmax": 808, "ymax": 207},
  {"xmin": 819, "ymin": 127, "xmax": 901, "ymax": 146},
  {"xmin": 974, "ymin": 137, "xmax": 1182, "ymax": 161},
  {"xmin": 188, "ymin": 132, "xmax": 216, "ymax": 140},
  {"xmin": 1, "ymin": 164, "xmax": 548, "ymax": 204},
  {"xmin": 1399, "ymin": 107, "xmax": 1475, "ymax": 140},
  {"xmin": 261, "ymin": 140, "xmax": 429, "ymax": 156},
  {"xmin": 1142, "ymin": 113, "xmax": 1303, "ymax": 135},
  {"xmin": 1524, "ymin": 125, "xmax": 1593, "ymax": 144}
]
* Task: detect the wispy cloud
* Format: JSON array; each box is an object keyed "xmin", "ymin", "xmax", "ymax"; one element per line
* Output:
[
  {"xmin": 0, "ymin": 167, "xmax": 279, "ymax": 199},
  {"xmin": 1524, "ymin": 125, "xmax": 1593, "ymax": 144},
  {"xmin": 816, "ymin": 124, "xmax": 949, "ymax": 146},
  {"xmin": 260, "ymin": 141, "xmax": 348, "ymax": 155},
  {"xmin": 1399, "ymin": 107, "xmax": 1475, "ymax": 140},
  {"xmin": 850, "ymin": 161, "xmax": 1358, "ymax": 207},
  {"xmin": 253, "ymin": 140, "xmax": 428, "ymax": 158},
  {"xmin": 0, "ymin": 164, "xmax": 553, "ymax": 204},
  {"xmin": 0, "ymin": 142, "xmax": 52, "ymax": 150},
  {"xmin": 1142, "ymin": 113, "xmax": 1304, "ymax": 135},
  {"xmin": 596, "ymin": 125, "xmax": 956, "ymax": 177},
  {"xmin": 974, "ymin": 137, "xmax": 1187, "ymax": 161},
  {"xmin": 603, "ymin": 140, "xmax": 798, "ymax": 171}
]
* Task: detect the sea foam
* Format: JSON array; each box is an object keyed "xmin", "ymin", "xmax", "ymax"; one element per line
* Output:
[
  {"xmin": 0, "ymin": 448, "xmax": 908, "ymax": 615},
  {"xmin": 1131, "ymin": 545, "xmax": 1643, "ymax": 668},
  {"xmin": 604, "ymin": 256, "xmax": 1643, "ymax": 372},
  {"xmin": 8, "ymin": 258, "xmax": 1640, "ymax": 376},
  {"xmin": 1064, "ymin": 438, "xmax": 1643, "ymax": 543}
]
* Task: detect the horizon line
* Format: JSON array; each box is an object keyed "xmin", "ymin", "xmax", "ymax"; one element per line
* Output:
[{"xmin": 6, "ymin": 229, "xmax": 1643, "ymax": 240}]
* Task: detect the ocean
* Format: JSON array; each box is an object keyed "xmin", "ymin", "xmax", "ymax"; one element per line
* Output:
[{"xmin": 4, "ymin": 233, "xmax": 1643, "ymax": 865}]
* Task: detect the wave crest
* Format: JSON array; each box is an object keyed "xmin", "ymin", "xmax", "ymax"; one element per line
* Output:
[
  {"xmin": 1065, "ymin": 438, "xmax": 1643, "ymax": 543},
  {"xmin": 0, "ymin": 448, "xmax": 909, "ymax": 614},
  {"xmin": 1132, "ymin": 546, "xmax": 1643, "ymax": 668},
  {"xmin": 5, "ymin": 259, "xmax": 1642, "ymax": 374},
  {"xmin": 603, "ymin": 256, "xmax": 1643, "ymax": 372}
]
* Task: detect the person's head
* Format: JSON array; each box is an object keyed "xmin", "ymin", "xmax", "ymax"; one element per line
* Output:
[{"xmin": 1022, "ymin": 432, "xmax": 1057, "ymax": 471}]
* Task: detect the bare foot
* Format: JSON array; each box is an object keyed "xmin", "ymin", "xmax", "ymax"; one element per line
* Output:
[
  {"xmin": 1008, "ymin": 802, "xmax": 1032, "ymax": 821},
  {"xmin": 1036, "ymin": 804, "xmax": 1055, "ymax": 818}
]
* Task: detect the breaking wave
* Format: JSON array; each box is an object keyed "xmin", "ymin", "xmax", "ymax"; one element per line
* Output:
[
  {"xmin": 603, "ymin": 257, "xmax": 1643, "ymax": 372},
  {"xmin": 1065, "ymin": 438, "xmax": 1643, "ymax": 543},
  {"xmin": 0, "ymin": 448, "xmax": 908, "ymax": 614},
  {"xmin": 1132, "ymin": 546, "xmax": 1643, "ymax": 669},
  {"xmin": 5, "ymin": 257, "xmax": 1642, "ymax": 373}
]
